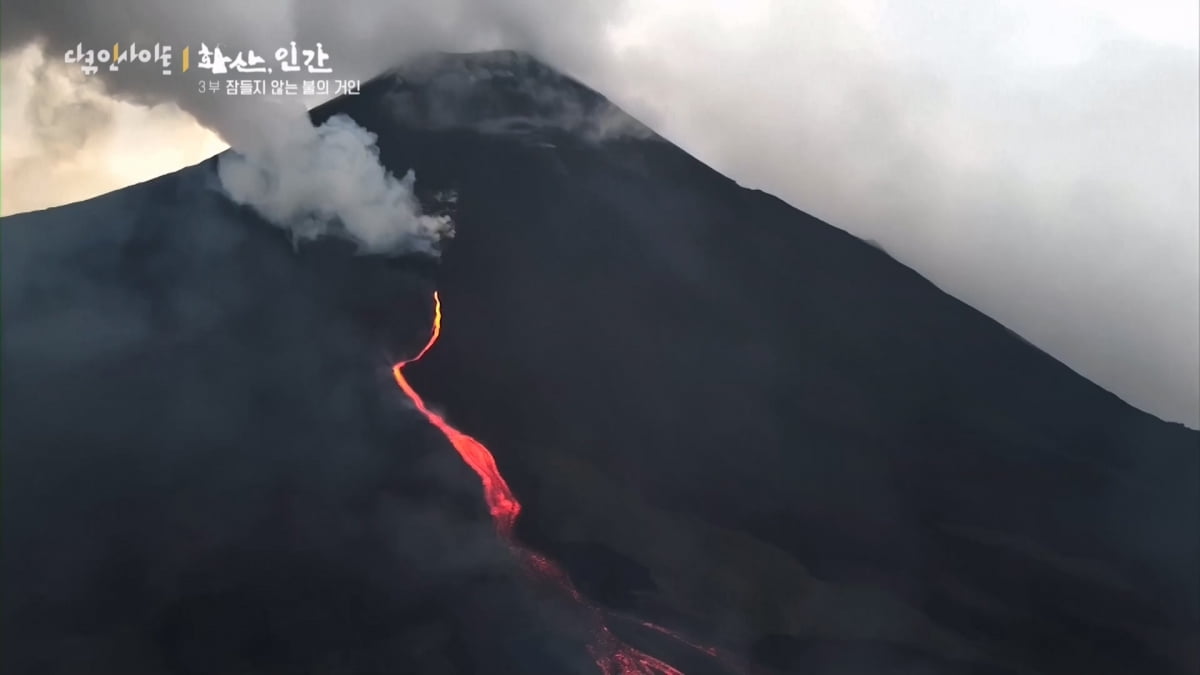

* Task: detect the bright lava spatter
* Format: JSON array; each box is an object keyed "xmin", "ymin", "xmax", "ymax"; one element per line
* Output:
[{"xmin": 392, "ymin": 292, "xmax": 711, "ymax": 675}]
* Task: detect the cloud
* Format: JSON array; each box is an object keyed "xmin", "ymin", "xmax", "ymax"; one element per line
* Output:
[
  {"xmin": 217, "ymin": 111, "xmax": 453, "ymax": 255},
  {"xmin": 586, "ymin": 3, "xmax": 1198, "ymax": 426},
  {"xmin": 0, "ymin": 45, "xmax": 227, "ymax": 216},
  {"xmin": 0, "ymin": 0, "xmax": 629, "ymax": 143},
  {"xmin": 0, "ymin": 0, "xmax": 1196, "ymax": 425}
]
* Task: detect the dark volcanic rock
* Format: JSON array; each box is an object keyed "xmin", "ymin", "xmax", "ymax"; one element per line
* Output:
[{"xmin": 3, "ymin": 50, "xmax": 1198, "ymax": 675}]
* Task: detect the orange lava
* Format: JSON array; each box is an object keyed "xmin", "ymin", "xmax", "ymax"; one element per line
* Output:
[
  {"xmin": 391, "ymin": 293, "xmax": 520, "ymax": 534},
  {"xmin": 391, "ymin": 291, "xmax": 704, "ymax": 675}
]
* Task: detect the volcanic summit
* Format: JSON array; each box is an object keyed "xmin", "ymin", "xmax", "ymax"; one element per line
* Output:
[{"xmin": 3, "ymin": 51, "xmax": 1197, "ymax": 675}]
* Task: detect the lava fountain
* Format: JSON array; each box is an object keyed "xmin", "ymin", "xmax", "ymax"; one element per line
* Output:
[{"xmin": 392, "ymin": 291, "xmax": 725, "ymax": 675}]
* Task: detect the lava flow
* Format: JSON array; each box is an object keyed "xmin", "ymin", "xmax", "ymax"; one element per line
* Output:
[{"xmin": 392, "ymin": 291, "xmax": 717, "ymax": 675}]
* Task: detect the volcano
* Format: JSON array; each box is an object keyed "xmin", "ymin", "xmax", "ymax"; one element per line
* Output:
[{"xmin": 3, "ymin": 51, "xmax": 1198, "ymax": 675}]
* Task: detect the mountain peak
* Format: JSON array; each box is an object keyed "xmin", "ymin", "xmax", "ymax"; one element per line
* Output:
[
  {"xmin": 381, "ymin": 49, "xmax": 565, "ymax": 81},
  {"xmin": 314, "ymin": 50, "xmax": 656, "ymax": 142}
]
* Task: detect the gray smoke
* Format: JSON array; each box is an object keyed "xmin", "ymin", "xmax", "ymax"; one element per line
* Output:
[
  {"xmin": 0, "ymin": 0, "xmax": 622, "ymax": 142},
  {"xmin": 1, "ymin": 0, "xmax": 1196, "ymax": 426},
  {"xmin": 0, "ymin": 0, "xmax": 615, "ymax": 256},
  {"xmin": 217, "ymin": 109, "xmax": 453, "ymax": 255}
]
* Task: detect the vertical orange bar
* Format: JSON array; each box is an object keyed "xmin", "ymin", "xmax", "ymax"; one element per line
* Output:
[
  {"xmin": 182, "ymin": 46, "xmax": 190, "ymax": 72},
  {"xmin": 113, "ymin": 43, "xmax": 119, "ymax": 62}
]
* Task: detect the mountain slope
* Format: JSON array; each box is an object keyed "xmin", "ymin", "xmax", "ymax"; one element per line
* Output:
[{"xmin": 338, "ymin": 51, "xmax": 1200, "ymax": 674}]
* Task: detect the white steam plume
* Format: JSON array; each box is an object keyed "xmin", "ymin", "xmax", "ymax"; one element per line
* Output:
[{"xmin": 217, "ymin": 109, "xmax": 453, "ymax": 255}]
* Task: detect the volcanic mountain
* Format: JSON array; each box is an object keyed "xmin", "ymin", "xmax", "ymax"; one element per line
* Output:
[{"xmin": 3, "ymin": 51, "xmax": 1198, "ymax": 675}]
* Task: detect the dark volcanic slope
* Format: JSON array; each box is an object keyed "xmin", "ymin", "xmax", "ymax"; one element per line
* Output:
[
  {"xmin": 0, "ymin": 135, "xmax": 606, "ymax": 673},
  {"xmin": 322, "ymin": 52, "xmax": 1200, "ymax": 674},
  {"xmin": 4, "ymin": 50, "xmax": 1199, "ymax": 675}
]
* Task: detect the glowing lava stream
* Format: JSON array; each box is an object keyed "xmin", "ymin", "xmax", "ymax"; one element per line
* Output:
[{"xmin": 392, "ymin": 292, "xmax": 713, "ymax": 675}]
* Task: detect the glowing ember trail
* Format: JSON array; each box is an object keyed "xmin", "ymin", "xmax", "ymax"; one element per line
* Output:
[{"xmin": 392, "ymin": 292, "xmax": 721, "ymax": 675}]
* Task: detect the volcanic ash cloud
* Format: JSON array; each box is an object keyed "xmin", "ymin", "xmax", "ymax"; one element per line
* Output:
[{"xmin": 217, "ymin": 110, "xmax": 453, "ymax": 256}]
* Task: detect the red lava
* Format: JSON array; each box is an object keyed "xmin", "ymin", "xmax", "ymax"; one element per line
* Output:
[{"xmin": 392, "ymin": 291, "xmax": 724, "ymax": 674}]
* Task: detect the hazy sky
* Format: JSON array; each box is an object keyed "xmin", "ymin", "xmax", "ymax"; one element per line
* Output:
[{"xmin": 1, "ymin": 0, "xmax": 1197, "ymax": 427}]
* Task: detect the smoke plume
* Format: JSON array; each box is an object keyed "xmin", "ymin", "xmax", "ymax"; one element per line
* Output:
[{"xmin": 217, "ymin": 109, "xmax": 453, "ymax": 255}]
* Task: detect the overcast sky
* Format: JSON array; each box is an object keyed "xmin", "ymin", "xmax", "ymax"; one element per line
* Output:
[{"xmin": 1, "ymin": 0, "xmax": 1197, "ymax": 427}]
